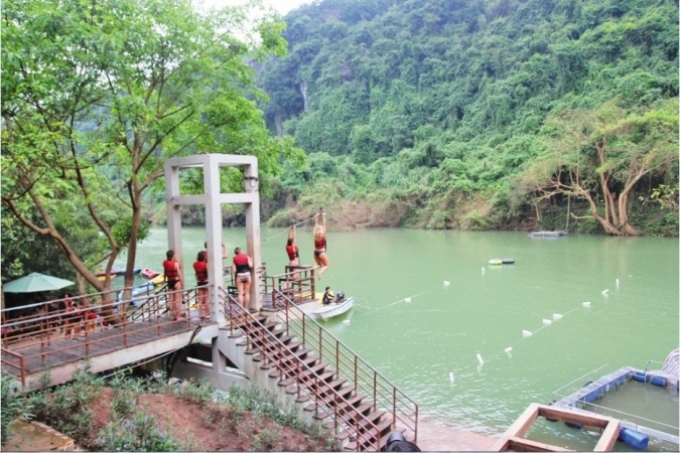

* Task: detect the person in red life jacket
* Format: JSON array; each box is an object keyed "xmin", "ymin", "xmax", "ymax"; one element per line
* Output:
[
  {"xmin": 313, "ymin": 210, "xmax": 330, "ymax": 279},
  {"xmin": 64, "ymin": 297, "xmax": 81, "ymax": 339},
  {"xmin": 193, "ymin": 250, "xmax": 210, "ymax": 319},
  {"xmin": 231, "ymin": 247, "xmax": 253, "ymax": 310},
  {"xmin": 286, "ymin": 225, "xmax": 300, "ymax": 285},
  {"xmin": 163, "ymin": 250, "xmax": 184, "ymax": 321},
  {"xmin": 84, "ymin": 304, "xmax": 97, "ymax": 335}
]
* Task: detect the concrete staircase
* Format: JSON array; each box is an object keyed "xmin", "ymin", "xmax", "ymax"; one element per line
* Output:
[{"xmin": 215, "ymin": 311, "xmax": 405, "ymax": 451}]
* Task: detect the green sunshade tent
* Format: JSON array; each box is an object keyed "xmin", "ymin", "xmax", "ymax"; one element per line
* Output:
[{"xmin": 3, "ymin": 272, "xmax": 75, "ymax": 293}]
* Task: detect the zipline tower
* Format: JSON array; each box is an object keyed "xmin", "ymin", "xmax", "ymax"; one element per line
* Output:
[{"xmin": 164, "ymin": 154, "xmax": 262, "ymax": 322}]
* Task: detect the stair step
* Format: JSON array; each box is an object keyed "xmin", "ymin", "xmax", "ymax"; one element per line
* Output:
[
  {"xmin": 304, "ymin": 369, "xmax": 335, "ymax": 383},
  {"xmin": 342, "ymin": 393, "xmax": 364, "ymax": 408},
  {"xmin": 325, "ymin": 377, "xmax": 347, "ymax": 390},
  {"xmin": 336, "ymin": 410, "xmax": 387, "ymax": 441},
  {"xmin": 350, "ymin": 401, "xmax": 374, "ymax": 417},
  {"xmin": 345, "ymin": 420, "xmax": 392, "ymax": 451}
]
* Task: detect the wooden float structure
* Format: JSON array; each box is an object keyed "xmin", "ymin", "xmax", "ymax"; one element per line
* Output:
[
  {"xmin": 493, "ymin": 403, "xmax": 620, "ymax": 452},
  {"xmin": 529, "ymin": 231, "xmax": 569, "ymax": 238}
]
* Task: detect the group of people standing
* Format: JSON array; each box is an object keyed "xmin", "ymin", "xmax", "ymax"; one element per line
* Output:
[
  {"xmin": 162, "ymin": 243, "xmax": 254, "ymax": 321},
  {"xmin": 161, "ymin": 210, "xmax": 329, "ymax": 321}
]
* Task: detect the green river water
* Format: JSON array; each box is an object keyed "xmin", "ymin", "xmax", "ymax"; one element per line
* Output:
[{"xmin": 117, "ymin": 227, "xmax": 679, "ymax": 448}]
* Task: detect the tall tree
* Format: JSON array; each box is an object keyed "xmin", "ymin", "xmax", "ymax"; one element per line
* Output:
[
  {"xmin": 522, "ymin": 99, "xmax": 678, "ymax": 235},
  {"xmin": 1, "ymin": 0, "xmax": 303, "ymax": 313}
]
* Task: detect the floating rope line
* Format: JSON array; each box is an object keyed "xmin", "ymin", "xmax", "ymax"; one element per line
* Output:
[{"xmin": 353, "ymin": 277, "xmax": 455, "ymax": 315}]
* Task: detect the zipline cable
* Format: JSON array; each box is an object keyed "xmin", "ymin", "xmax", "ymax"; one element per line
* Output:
[{"xmin": 261, "ymin": 214, "xmax": 317, "ymax": 243}]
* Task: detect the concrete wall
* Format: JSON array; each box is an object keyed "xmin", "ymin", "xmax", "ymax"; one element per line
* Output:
[{"xmin": 162, "ymin": 325, "xmax": 324, "ymax": 431}]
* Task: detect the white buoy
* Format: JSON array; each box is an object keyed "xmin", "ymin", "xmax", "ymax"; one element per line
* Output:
[
  {"xmin": 542, "ymin": 319, "xmax": 552, "ymax": 326},
  {"xmin": 616, "ymin": 278, "xmax": 620, "ymax": 289},
  {"xmin": 504, "ymin": 347, "xmax": 513, "ymax": 358},
  {"xmin": 404, "ymin": 297, "xmax": 412, "ymax": 303},
  {"xmin": 481, "ymin": 267, "xmax": 485, "ymax": 275},
  {"xmin": 601, "ymin": 289, "xmax": 609, "ymax": 295},
  {"xmin": 522, "ymin": 330, "xmax": 532, "ymax": 338},
  {"xmin": 582, "ymin": 301, "xmax": 591, "ymax": 307},
  {"xmin": 444, "ymin": 280, "xmax": 451, "ymax": 287},
  {"xmin": 553, "ymin": 313, "xmax": 563, "ymax": 320},
  {"xmin": 476, "ymin": 353, "xmax": 484, "ymax": 365},
  {"xmin": 449, "ymin": 372, "xmax": 455, "ymax": 384}
]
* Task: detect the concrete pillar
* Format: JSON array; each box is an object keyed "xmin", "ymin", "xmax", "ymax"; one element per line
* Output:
[
  {"xmin": 165, "ymin": 154, "xmax": 262, "ymax": 319},
  {"xmin": 164, "ymin": 161, "xmax": 184, "ymax": 279},
  {"xmin": 211, "ymin": 337, "xmax": 227, "ymax": 373},
  {"xmin": 203, "ymin": 157, "xmax": 225, "ymax": 323},
  {"xmin": 244, "ymin": 160, "xmax": 261, "ymax": 310}
]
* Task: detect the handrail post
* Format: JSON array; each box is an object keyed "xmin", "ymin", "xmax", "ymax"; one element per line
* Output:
[
  {"xmin": 392, "ymin": 387, "xmax": 397, "ymax": 430},
  {"xmin": 123, "ymin": 315, "xmax": 128, "ymax": 348},
  {"xmin": 354, "ymin": 355, "xmax": 358, "ymax": 394},
  {"xmin": 20, "ymin": 355, "xmax": 26, "ymax": 388},
  {"xmin": 373, "ymin": 371, "xmax": 377, "ymax": 408},
  {"xmin": 85, "ymin": 328, "xmax": 89, "ymax": 356}
]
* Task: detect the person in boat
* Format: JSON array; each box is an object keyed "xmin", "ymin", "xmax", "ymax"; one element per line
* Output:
[
  {"xmin": 231, "ymin": 247, "xmax": 253, "ymax": 310},
  {"xmin": 193, "ymin": 250, "xmax": 210, "ymax": 319},
  {"xmin": 322, "ymin": 287, "xmax": 335, "ymax": 305},
  {"xmin": 313, "ymin": 210, "xmax": 330, "ymax": 279},
  {"xmin": 286, "ymin": 225, "xmax": 300, "ymax": 284},
  {"xmin": 163, "ymin": 250, "xmax": 184, "ymax": 321}
]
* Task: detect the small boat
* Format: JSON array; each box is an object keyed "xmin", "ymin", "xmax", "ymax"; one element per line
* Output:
[
  {"xmin": 117, "ymin": 281, "xmax": 155, "ymax": 307},
  {"xmin": 489, "ymin": 258, "xmax": 515, "ymax": 265},
  {"xmin": 96, "ymin": 268, "xmax": 141, "ymax": 277},
  {"xmin": 315, "ymin": 296, "xmax": 354, "ymax": 321},
  {"xmin": 141, "ymin": 268, "xmax": 161, "ymax": 279},
  {"xmin": 150, "ymin": 273, "xmax": 165, "ymax": 285}
]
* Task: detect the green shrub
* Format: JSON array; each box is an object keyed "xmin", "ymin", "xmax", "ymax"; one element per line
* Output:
[
  {"xmin": 1, "ymin": 378, "xmax": 31, "ymax": 445},
  {"xmin": 97, "ymin": 412, "xmax": 179, "ymax": 451}
]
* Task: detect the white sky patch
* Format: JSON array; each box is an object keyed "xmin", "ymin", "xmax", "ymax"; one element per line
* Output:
[{"xmin": 196, "ymin": 0, "xmax": 312, "ymax": 15}]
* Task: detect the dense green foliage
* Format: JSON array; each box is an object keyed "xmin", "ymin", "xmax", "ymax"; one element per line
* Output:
[
  {"xmin": 1, "ymin": 0, "xmax": 304, "ymax": 292},
  {"xmin": 258, "ymin": 0, "xmax": 678, "ymax": 235}
]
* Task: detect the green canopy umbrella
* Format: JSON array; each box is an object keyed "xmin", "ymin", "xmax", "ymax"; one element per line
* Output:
[{"xmin": 3, "ymin": 272, "xmax": 75, "ymax": 293}]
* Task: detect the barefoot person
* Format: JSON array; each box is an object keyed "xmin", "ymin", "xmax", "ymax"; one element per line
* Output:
[
  {"xmin": 286, "ymin": 225, "xmax": 300, "ymax": 285},
  {"xmin": 231, "ymin": 247, "xmax": 253, "ymax": 310},
  {"xmin": 286, "ymin": 225, "xmax": 299, "ymax": 266},
  {"xmin": 313, "ymin": 211, "xmax": 330, "ymax": 279},
  {"xmin": 193, "ymin": 250, "xmax": 210, "ymax": 319},
  {"xmin": 163, "ymin": 250, "xmax": 184, "ymax": 321}
]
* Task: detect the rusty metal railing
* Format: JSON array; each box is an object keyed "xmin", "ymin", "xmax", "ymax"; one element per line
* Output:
[
  {"xmin": 220, "ymin": 288, "xmax": 418, "ymax": 450},
  {"xmin": 0, "ymin": 285, "xmax": 201, "ymax": 385}
]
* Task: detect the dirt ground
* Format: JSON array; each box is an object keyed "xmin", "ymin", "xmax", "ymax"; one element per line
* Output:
[{"xmin": 5, "ymin": 387, "xmax": 498, "ymax": 452}]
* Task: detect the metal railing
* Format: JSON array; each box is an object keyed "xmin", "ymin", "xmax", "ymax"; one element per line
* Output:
[
  {"xmin": 1, "ymin": 285, "xmax": 201, "ymax": 385},
  {"xmin": 221, "ymin": 288, "xmax": 418, "ymax": 450},
  {"xmin": 260, "ymin": 266, "xmax": 317, "ymax": 306}
]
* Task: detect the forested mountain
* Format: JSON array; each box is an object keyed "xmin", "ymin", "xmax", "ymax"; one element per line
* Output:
[{"xmin": 257, "ymin": 0, "xmax": 679, "ymax": 236}]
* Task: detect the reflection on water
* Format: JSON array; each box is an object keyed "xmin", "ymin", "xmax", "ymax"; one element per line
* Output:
[{"xmin": 118, "ymin": 228, "xmax": 679, "ymax": 439}]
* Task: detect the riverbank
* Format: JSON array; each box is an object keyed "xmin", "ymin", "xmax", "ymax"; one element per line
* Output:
[
  {"xmin": 4, "ymin": 391, "xmax": 497, "ymax": 452},
  {"xmin": 5, "ymin": 415, "xmax": 497, "ymax": 452}
]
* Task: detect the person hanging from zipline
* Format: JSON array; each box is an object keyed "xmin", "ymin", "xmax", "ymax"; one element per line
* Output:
[{"xmin": 313, "ymin": 209, "xmax": 330, "ymax": 279}]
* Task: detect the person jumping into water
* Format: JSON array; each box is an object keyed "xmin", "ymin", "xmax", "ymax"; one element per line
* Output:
[{"xmin": 313, "ymin": 210, "xmax": 330, "ymax": 279}]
